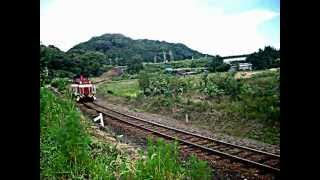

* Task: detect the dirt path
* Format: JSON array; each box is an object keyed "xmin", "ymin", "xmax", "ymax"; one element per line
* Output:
[
  {"xmin": 95, "ymin": 95, "xmax": 280, "ymax": 155},
  {"xmin": 91, "ymin": 67, "xmax": 122, "ymax": 83}
]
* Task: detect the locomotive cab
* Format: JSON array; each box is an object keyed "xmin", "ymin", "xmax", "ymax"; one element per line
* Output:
[{"xmin": 70, "ymin": 75, "xmax": 96, "ymax": 102}]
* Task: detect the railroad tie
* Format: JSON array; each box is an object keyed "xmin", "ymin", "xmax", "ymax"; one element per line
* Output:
[{"xmin": 195, "ymin": 141, "xmax": 210, "ymax": 147}]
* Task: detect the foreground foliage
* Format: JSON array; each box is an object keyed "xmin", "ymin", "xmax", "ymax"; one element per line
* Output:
[
  {"xmin": 40, "ymin": 87, "xmax": 212, "ymax": 179},
  {"xmin": 41, "ymin": 88, "xmax": 126, "ymax": 179}
]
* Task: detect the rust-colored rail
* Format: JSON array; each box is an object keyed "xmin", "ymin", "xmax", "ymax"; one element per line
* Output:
[{"xmin": 82, "ymin": 102, "xmax": 280, "ymax": 175}]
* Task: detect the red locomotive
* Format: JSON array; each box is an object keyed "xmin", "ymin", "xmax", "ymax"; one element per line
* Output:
[{"xmin": 70, "ymin": 75, "xmax": 96, "ymax": 102}]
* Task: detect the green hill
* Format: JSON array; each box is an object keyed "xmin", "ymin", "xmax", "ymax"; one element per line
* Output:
[{"xmin": 67, "ymin": 33, "xmax": 212, "ymax": 64}]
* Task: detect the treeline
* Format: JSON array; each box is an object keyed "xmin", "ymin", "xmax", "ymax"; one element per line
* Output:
[
  {"xmin": 40, "ymin": 34, "xmax": 210, "ymax": 81},
  {"xmin": 40, "ymin": 44, "xmax": 114, "ymax": 79},
  {"xmin": 245, "ymin": 46, "xmax": 280, "ymax": 70}
]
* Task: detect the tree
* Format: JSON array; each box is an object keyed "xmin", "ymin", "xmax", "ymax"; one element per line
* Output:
[
  {"xmin": 246, "ymin": 46, "xmax": 280, "ymax": 70},
  {"xmin": 190, "ymin": 61, "xmax": 196, "ymax": 68},
  {"xmin": 216, "ymin": 63, "xmax": 231, "ymax": 72},
  {"xmin": 127, "ymin": 55, "xmax": 144, "ymax": 74},
  {"xmin": 71, "ymin": 51, "xmax": 107, "ymax": 76},
  {"xmin": 206, "ymin": 56, "xmax": 223, "ymax": 72}
]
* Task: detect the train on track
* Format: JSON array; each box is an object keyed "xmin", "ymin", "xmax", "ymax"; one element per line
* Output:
[{"xmin": 70, "ymin": 75, "xmax": 96, "ymax": 102}]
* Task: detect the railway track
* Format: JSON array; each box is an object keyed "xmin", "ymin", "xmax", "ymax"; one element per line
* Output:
[{"xmin": 81, "ymin": 101, "xmax": 280, "ymax": 177}]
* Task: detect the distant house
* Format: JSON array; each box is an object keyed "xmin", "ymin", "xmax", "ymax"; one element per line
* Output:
[
  {"xmin": 238, "ymin": 63, "xmax": 252, "ymax": 71},
  {"xmin": 229, "ymin": 63, "xmax": 252, "ymax": 72}
]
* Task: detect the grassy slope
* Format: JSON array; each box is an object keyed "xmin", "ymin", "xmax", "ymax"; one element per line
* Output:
[{"xmin": 97, "ymin": 70, "xmax": 280, "ymax": 145}]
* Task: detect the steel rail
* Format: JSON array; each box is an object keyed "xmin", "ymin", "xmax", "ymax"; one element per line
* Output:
[{"xmin": 91, "ymin": 102, "xmax": 279, "ymax": 157}]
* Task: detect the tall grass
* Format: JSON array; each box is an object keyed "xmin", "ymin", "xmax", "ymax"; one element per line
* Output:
[
  {"xmin": 135, "ymin": 138, "xmax": 212, "ymax": 180},
  {"xmin": 40, "ymin": 87, "xmax": 132, "ymax": 179}
]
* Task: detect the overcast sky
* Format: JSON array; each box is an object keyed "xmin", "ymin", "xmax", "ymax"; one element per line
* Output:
[{"xmin": 40, "ymin": 0, "xmax": 279, "ymax": 56}]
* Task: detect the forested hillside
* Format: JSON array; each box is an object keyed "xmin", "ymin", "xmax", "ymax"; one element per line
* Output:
[{"xmin": 68, "ymin": 33, "xmax": 209, "ymax": 64}]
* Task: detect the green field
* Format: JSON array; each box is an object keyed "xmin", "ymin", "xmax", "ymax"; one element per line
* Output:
[{"xmin": 97, "ymin": 79, "xmax": 140, "ymax": 98}]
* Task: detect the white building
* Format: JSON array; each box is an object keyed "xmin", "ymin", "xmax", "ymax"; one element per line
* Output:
[
  {"xmin": 238, "ymin": 63, "xmax": 252, "ymax": 71},
  {"xmin": 228, "ymin": 63, "xmax": 253, "ymax": 72}
]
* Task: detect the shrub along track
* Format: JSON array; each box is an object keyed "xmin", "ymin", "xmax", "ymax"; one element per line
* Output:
[{"xmin": 79, "ymin": 101, "xmax": 280, "ymax": 179}]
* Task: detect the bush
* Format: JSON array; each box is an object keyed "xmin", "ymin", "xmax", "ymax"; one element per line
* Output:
[
  {"xmin": 237, "ymin": 71, "xmax": 280, "ymax": 124},
  {"xmin": 216, "ymin": 63, "xmax": 231, "ymax": 72},
  {"xmin": 139, "ymin": 72, "xmax": 189, "ymax": 97},
  {"xmin": 51, "ymin": 78, "xmax": 69, "ymax": 92},
  {"xmin": 200, "ymin": 72, "xmax": 241, "ymax": 99},
  {"xmin": 206, "ymin": 56, "xmax": 223, "ymax": 72}
]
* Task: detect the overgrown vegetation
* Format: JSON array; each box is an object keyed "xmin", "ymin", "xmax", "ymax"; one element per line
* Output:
[
  {"xmin": 50, "ymin": 78, "xmax": 70, "ymax": 92},
  {"xmin": 41, "ymin": 87, "xmax": 212, "ymax": 179},
  {"xmin": 99, "ymin": 69, "xmax": 280, "ymax": 145}
]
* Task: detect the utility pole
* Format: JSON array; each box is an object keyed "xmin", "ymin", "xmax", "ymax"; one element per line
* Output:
[{"xmin": 169, "ymin": 50, "xmax": 174, "ymax": 61}]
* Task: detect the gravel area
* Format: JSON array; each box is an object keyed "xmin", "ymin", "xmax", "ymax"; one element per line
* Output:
[{"xmin": 95, "ymin": 95, "xmax": 280, "ymax": 155}]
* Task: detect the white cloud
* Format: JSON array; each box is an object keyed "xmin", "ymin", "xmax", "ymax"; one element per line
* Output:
[{"xmin": 40, "ymin": 0, "xmax": 279, "ymax": 56}]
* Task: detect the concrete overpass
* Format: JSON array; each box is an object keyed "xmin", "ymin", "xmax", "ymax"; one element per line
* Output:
[{"xmin": 221, "ymin": 54, "xmax": 251, "ymax": 63}]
